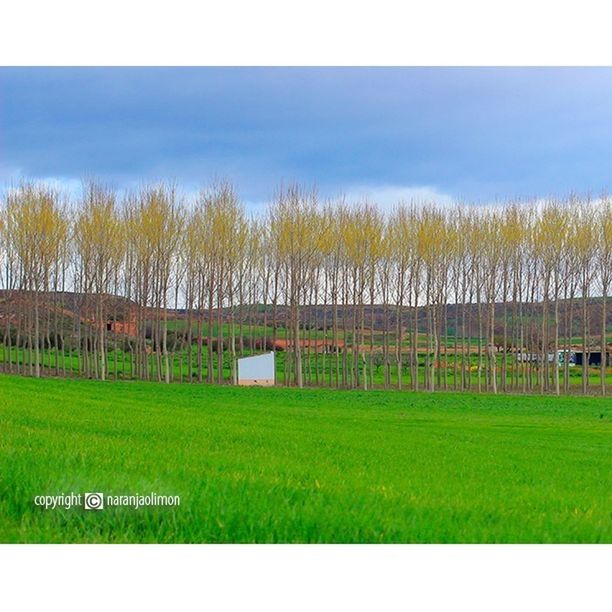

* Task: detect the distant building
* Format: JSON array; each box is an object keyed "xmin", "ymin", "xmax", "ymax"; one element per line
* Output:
[
  {"xmin": 237, "ymin": 351, "xmax": 275, "ymax": 386},
  {"xmin": 105, "ymin": 314, "xmax": 138, "ymax": 337},
  {"xmin": 573, "ymin": 348, "xmax": 612, "ymax": 367},
  {"xmin": 516, "ymin": 350, "xmax": 576, "ymax": 365},
  {"xmin": 0, "ymin": 290, "xmax": 139, "ymax": 338},
  {"xmin": 272, "ymin": 338, "xmax": 345, "ymax": 353}
]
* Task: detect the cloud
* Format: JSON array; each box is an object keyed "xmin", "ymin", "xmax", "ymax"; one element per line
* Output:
[
  {"xmin": 0, "ymin": 170, "xmax": 83, "ymax": 202},
  {"xmin": 337, "ymin": 184, "xmax": 456, "ymax": 211},
  {"xmin": 0, "ymin": 163, "xmax": 23, "ymax": 187},
  {"xmin": 241, "ymin": 184, "xmax": 457, "ymax": 218},
  {"xmin": 35, "ymin": 176, "xmax": 83, "ymax": 199}
]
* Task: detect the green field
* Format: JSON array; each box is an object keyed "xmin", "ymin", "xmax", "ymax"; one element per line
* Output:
[
  {"xmin": 3, "ymin": 344, "xmax": 611, "ymax": 391},
  {"xmin": 0, "ymin": 374, "xmax": 610, "ymax": 543}
]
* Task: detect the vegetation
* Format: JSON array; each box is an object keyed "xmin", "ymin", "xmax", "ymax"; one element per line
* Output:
[
  {"xmin": 0, "ymin": 375, "xmax": 610, "ymax": 543},
  {"xmin": 1, "ymin": 181, "xmax": 610, "ymax": 395},
  {"xmin": 1, "ymin": 344, "xmax": 611, "ymax": 390}
]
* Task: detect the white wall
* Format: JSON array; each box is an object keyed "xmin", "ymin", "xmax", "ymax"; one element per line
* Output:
[{"xmin": 237, "ymin": 352, "xmax": 275, "ymax": 384}]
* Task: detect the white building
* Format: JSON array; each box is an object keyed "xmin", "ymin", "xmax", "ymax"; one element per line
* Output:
[
  {"xmin": 516, "ymin": 350, "xmax": 576, "ymax": 365},
  {"xmin": 237, "ymin": 351, "xmax": 276, "ymax": 386}
]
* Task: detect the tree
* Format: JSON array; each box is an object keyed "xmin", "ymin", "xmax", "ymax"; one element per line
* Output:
[
  {"xmin": 270, "ymin": 185, "xmax": 320, "ymax": 388},
  {"xmin": 74, "ymin": 181, "xmax": 124, "ymax": 381},
  {"xmin": 597, "ymin": 197, "xmax": 611, "ymax": 395},
  {"xmin": 5, "ymin": 184, "xmax": 67, "ymax": 377}
]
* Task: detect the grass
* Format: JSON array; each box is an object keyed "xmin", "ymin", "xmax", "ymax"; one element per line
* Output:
[
  {"xmin": 0, "ymin": 374, "xmax": 610, "ymax": 543},
  {"xmin": 3, "ymin": 344, "xmax": 612, "ymax": 389}
]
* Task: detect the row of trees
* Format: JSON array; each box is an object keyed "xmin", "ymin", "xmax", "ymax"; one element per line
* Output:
[{"xmin": 0, "ymin": 181, "xmax": 610, "ymax": 395}]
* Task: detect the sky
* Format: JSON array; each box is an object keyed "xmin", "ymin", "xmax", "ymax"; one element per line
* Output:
[{"xmin": 2, "ymin": 67, "xmax": 612, "ymax": 211}]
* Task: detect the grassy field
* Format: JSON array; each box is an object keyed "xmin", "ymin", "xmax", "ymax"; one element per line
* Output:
[
  {"xmin": 0, "ymin": 374, "xmax": 610, "ymax": 543},
  {"xmin": 3, "ymin": 344, "xmax": 611, "ymax": 390}
]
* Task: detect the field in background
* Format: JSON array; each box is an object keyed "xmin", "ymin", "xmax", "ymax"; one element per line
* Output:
[
  {"xmin": 0, "ymin": 374, "xmax": 610, "ymax": 543},
  {"xmin": 2, "ymin": 292, "xmax": 610, "ymax": 395},
  {"xmin": 2, "ymin": 344, "xmax": 611, "ymax": 391}
]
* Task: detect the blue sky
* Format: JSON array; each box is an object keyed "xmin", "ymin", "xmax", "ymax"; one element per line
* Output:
[{"xmin": 2, "ymin": 67, "xmax": 612, "ymax": 210}]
